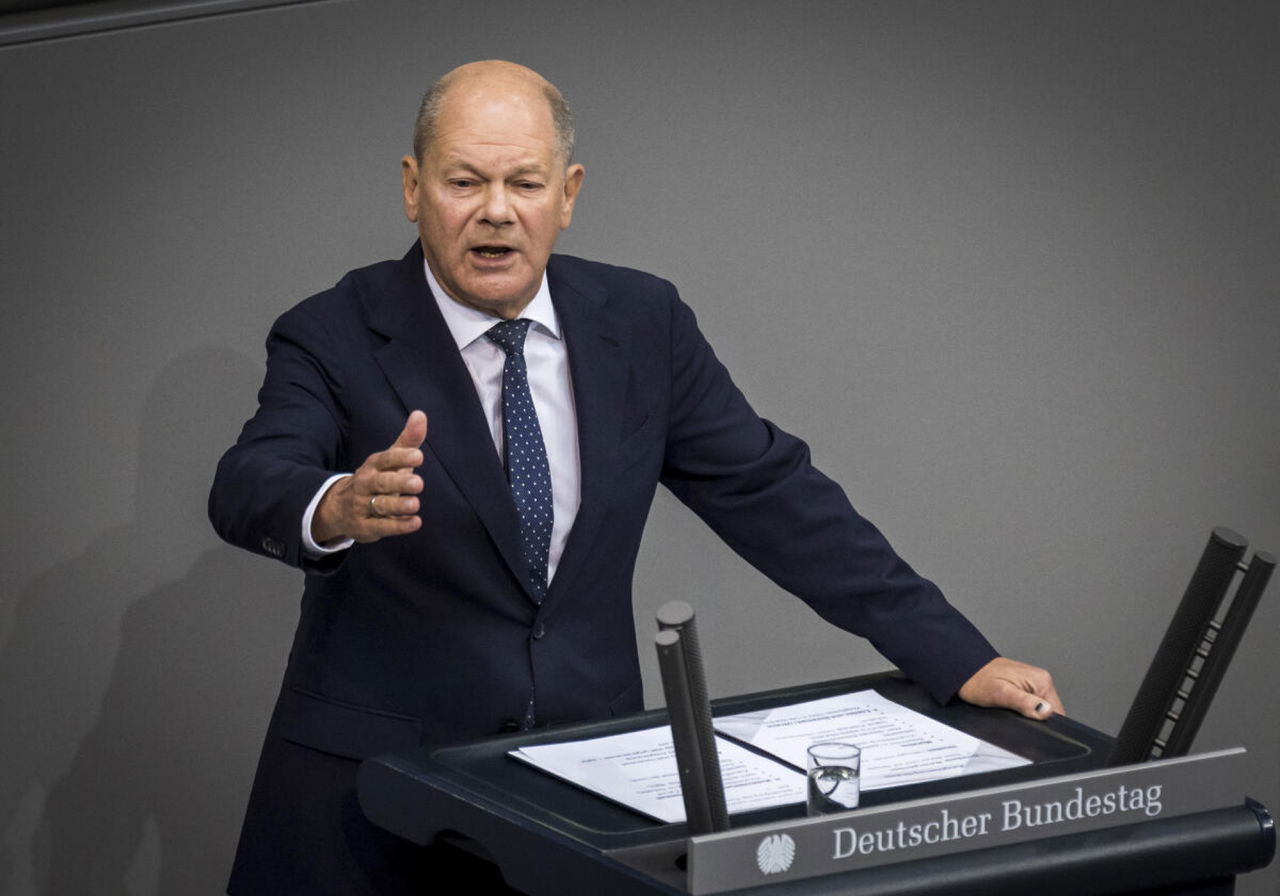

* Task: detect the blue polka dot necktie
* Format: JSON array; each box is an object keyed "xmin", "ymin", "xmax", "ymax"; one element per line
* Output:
[{"xmin": 486, "ymin": 319, "xmax": 553, "ymax": 604}]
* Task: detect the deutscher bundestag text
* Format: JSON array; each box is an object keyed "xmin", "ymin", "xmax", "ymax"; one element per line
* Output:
[{"xmin": 832, "ymin": 784, "xmax": 1163, "ymax": 860}]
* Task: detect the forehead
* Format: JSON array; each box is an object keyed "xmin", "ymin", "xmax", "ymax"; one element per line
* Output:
[{"xmin": 430, "ymin": 83, "xmax": 558, "ymax": 165}]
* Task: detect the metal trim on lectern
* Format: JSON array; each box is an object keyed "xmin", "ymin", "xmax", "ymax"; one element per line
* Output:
[{"xmin": 357, "ymin": 672, "xmax": 1275, "ymax": 895}]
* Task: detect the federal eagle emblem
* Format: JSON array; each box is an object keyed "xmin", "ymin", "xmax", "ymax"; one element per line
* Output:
[{"xmin": 755, "ymin": 833, "xmax": 796, "ymax": 874}]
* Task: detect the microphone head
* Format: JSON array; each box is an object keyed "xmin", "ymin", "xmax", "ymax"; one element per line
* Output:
[{"xmin": 656, "ymin": 600, "xmax": 695, "ymax": 630}]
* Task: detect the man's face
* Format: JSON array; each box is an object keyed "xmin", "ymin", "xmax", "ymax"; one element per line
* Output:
[{"xmin": 402, "ymin": 82, "xmax": 584, "ymax": 320}]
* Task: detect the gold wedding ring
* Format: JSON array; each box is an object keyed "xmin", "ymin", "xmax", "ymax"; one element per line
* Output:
[{"xmin": 369, "ymin": 495, "xmax": 382, "ymax": 517}]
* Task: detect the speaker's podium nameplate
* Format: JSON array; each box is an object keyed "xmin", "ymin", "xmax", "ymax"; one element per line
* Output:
[{"xmin": 686, "ymin": 748, "xmax": 1247, "ymax": 895}]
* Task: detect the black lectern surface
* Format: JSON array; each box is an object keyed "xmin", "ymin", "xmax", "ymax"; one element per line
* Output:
[{"xmin": 358, "ymin": 673, "xmax": 1274, "ymax": 895}]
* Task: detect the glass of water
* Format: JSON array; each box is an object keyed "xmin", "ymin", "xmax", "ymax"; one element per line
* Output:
[{"xmin": 806, "ymin": 741, "xmax": 861, "ymax": 816}]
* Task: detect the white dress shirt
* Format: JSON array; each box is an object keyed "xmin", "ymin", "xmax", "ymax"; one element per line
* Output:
[{"xmin": 302, "ymin": 259, "xmax": 581, "ymax": 584}]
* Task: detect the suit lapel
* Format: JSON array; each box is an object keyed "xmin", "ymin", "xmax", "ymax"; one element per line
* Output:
[
  {"xmin": 361, "ymin": 249, "xmax": 633, "ymax": 609},
  {"xmin": 365, "ymin": 247, "xmax": 529, "ymax": 598},
  {"xmin": 543, "ymin": 257, "xmax": 631, "ymax": 611}
]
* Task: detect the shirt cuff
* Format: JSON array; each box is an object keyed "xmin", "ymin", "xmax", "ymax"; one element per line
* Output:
[{"xmin": 302, "ymin": 473, "xmax": 355, "ymax": 558}]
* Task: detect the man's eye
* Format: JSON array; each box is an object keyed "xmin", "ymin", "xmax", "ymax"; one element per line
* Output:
[{"xmin": 450, "ymin": 179, "xmax": 476, "ymax": 188}]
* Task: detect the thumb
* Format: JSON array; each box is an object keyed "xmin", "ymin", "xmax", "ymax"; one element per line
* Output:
[
  {"xmin": 997, "ymin": 682, "xmax": 1054, "ymax": 720},
  {"xmin": 395, "ymin": 410, "xmax": 428, "ymax": 449}
]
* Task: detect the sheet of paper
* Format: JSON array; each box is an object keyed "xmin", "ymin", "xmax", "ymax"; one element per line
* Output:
[
  {"xmin": 511, "ymin": 726, "xmax": 806, "ymax": 823},
  {"xmin": 713, "ymin": 690, "xmax": 1029, "ymax": 790}
]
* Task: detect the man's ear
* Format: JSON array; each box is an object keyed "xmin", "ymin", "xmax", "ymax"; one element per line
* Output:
[
  {"xmin": 401, "ymin": 155, "xmax": 422, "ymax": 223},
  {"xmin": 559, "ymin": 163, "xmax": 585, "ymax": 229}
]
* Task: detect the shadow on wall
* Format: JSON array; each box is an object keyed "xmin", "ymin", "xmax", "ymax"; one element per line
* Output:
[{"xmin": 0, "ymin": 347, "xmax": 297, "ymax": 894}]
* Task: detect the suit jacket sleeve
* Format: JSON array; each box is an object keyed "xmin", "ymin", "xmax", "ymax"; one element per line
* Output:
[
  {"xmin": 209, "ymin": 291, "xmax": 355, "ymax": 574},
  {"xmin": 656, "ymin": 293, "xmax": 998, "ymax": 704}
]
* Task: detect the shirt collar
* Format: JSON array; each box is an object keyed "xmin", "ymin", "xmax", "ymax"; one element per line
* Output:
[{"xmin": 422, "ymin": 258, "xmax": 561, "ymax": 351}]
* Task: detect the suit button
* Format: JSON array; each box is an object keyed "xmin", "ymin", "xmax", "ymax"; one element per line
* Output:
[
  {"xmin": 531, "ymin": 622, "xmax": 546, "ymax": 640},
  {"xmin": 498, "ymin": 719, "xmax": 520, "ymax": 734}
]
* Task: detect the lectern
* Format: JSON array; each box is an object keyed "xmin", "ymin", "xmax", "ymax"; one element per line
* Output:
[{"xmin": 358, "ymin": 673, "xmax": 1274, "ymax": 895}]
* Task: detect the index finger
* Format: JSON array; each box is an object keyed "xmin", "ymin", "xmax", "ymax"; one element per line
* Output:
[{"xmin": 371, "ymin": 445, "xmax": 423, "ymax": 472}]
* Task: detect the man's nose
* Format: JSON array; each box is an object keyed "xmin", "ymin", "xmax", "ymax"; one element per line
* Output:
[{"xmin": 480, "ymin": 184, "xmax": 514, "ymax": 226}]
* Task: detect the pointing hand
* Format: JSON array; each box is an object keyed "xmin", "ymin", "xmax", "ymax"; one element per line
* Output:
[{"xmin": 311, "ymin": 411, "xmax": 427, "ymax": 545}]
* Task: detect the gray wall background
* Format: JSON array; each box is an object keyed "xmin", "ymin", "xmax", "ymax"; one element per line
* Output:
[{"xmin": 1, "ymin": 1, "xmax": 1276, "ymax": 893}]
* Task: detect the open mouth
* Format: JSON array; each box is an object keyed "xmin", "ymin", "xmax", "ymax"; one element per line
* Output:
[{"xmin": 472, "ymin": 246, "xmax": 513, "ymax": 259}]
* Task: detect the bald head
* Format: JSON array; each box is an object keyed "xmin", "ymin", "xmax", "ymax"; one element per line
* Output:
[{"xmin": 412, "ymin": 60, "xmax": 575, "ymax": 165}]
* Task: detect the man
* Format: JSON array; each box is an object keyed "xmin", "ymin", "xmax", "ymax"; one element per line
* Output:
[{"xmin": 210, "ymin": 60, "xmax": 1061, "ymax": 895}]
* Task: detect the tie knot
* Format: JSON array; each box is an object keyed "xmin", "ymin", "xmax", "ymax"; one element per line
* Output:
[{"xmin": 486, "ymin": 318, "xmax": 533, "ymax": 357}]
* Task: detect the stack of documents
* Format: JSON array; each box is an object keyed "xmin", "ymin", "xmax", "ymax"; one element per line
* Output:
[{"xmin": 511, "ymin": 691, "xmax": 1029, "ymax": 823}]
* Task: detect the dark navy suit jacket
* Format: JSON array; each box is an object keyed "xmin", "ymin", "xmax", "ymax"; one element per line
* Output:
[{"xmin": 209, "ymin": 244, "xmax": 996, "ymax": 883}]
